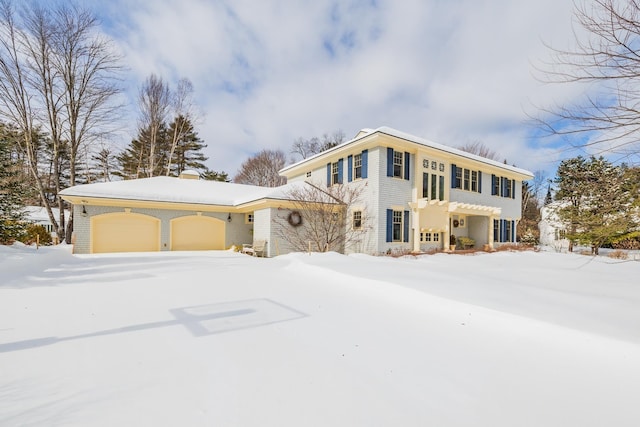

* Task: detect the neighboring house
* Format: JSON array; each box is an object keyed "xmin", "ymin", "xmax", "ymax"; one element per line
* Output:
[
  {"xmin": 538, "ymin": 202, "xmax": 570, "ymax": 250},
  {"xmin": 60, "ymin": 126, "xmax": 534, "ymax": 256},
  {"xmin": 280, "ymin": 127, "xmax": 533, "ymax": 254},
  {"xmin": 24, "ymin": 206, "xmax": 69, "ymax": 243}
]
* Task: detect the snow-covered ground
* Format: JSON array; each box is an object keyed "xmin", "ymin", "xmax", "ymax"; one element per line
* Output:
[{"xmin": 1, "ymin": 244, "xmax": 639, "ymax": 426}]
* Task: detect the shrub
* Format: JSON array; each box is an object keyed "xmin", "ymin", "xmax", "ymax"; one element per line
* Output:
[
  {"xmin": 608, "ymin": 250, "xmax": 628, "ymax": 260},
  {"xmin": 19, "ymin": 224, "xmax": 52, "ymax": 246}
]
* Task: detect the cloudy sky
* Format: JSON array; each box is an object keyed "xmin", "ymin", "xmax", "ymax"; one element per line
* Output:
[{"xmin": 81, "ymin": 0, "xmax": 583, "ymax": 178}]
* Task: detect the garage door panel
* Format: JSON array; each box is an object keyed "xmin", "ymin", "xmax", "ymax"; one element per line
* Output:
[
  {"xmin": 92, "ymin": 213, "xmax": 160, "ymax": 253},
  {"xmin": 171, "ymin": 216, "xmax": 224, "ymax": 251}
]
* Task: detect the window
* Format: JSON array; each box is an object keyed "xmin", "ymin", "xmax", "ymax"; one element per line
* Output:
[
  {"xmin": 455, "ymin": 167, "xmax": 462, "ymax": 189},
  {"xmin": 425, "ymin": 232, "xmax": 432, "ymax": 242},
  {"xmin": 353, "ymin": 153, "xmax": 362, "ymax": 179},
  {"xmin": 423, "ymin": 159, "xmax": 429, "ymax": 169},
  {"xmin": 494, "ymin": 219, "xmax": 500, "ymax": 242},
  {"xmin": 439, "ymin": 176, "xmax": 445, "ymax": 201},
  {"xmin": 331, "ymin": 162, "xmax": 339, "ymax": 185},
  {"xmin": 422, "ymin": 173, "xmax": 429, "ymax": 198},
  {"xmin": 393, "ymin": 151, "xmax": 403, "ymax": 178},
  {"xmin": 492, "ymin": 175, "xmax": 500, "ymax": 196},
  {"xmin": 505, "ymin": 178, "xmax": 512, "ymax": 198},
  {"xmin": 505, "ymin": 220, "xmax": 512, "ymax": 242},
  {"xmin": 353, "ymin": 211, "xmax": 362, "ymax": 230},
  {"xmin": 471, "ymin": 171, "xmax": 478, "ymax": 192},
  {"xmin": 306, "ymin": 171, "xmax": 311, "ymax": 178},
  {"xmin": 555, "ymin": 229, "xmax": 566, "ymax": 240},
  {"xmin": 431, "ymin": 161, "xmax": 437, "ymax": 170},
  {"xmin": 392, "ymin": 210, "xmax": 403, "ymax": 242},
  {"xmin": 431, "ymin": 173, "xmax": 437, "ymax": 200},
  {"xmin": 463, "ymin": 169, "xmax": 470, "ymax": 191},
  {"xmin": 245, "ymin": 213, "xmax": 254, "ymax": 224},
  {"xmin": 453, "ymin": 165, "xmax": 481, "ymax": 193},
  {"xmin": 433, "ymin": 233, "xmax": 439, "ymax": 242},
  {"xmin": 439, "ymin": 163, "xmax": 445, "ymax": 172}
]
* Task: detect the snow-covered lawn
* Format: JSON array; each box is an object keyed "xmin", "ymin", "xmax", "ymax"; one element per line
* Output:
[{"xmin": 1, "ymin": 244, "xmax": 639, "ymax": 426}]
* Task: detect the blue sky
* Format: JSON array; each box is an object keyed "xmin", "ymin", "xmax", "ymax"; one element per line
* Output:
[{"xmin": 79, "ymin": 0, "xmax": 586, "ymax": 179}]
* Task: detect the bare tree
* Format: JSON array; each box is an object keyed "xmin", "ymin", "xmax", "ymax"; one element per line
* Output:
[
  {"xmin": 274, "ymin": 181, "xmax": 370, "ymax": 253},
  {"xmin": 457, "ymin": 140, "xmax": 501, "ymax": 161},
  {"xmin": 534, "ymin": 0, "xmax": 640, "ymax": 160},
  {"xmin": 234, "ymin": 149, "xmax": 287, "ymax": 187},
  {"xmin": 290, "ymin": 129, "xmax": 346, "ymax": 162},
  {"xmin": 0, "ymin": 0, "xmax": 123, "ymax": 242},
  {"xmin": 138, "ymin": 73, "xmax": 170, "ymax": 177},
  {"xmin": 166, "ymin": 78, "xmax": 196, "ymax": 175}
]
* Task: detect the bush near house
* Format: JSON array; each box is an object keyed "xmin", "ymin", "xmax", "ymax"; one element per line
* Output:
[{"xmin": 19, "ymin": 224, "xmax": 52, "ymax": 246}]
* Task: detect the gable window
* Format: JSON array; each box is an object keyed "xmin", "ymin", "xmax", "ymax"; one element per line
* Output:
[
  {"xmin": 393, "ymin": 151, "xmax": 403, "ymax": 178},
  {"xmin": 353, "ymin": 211, "xmax": 362, "ymax": 230},
  {"xmin": 353, "ymin": 153, "xmax": 362, "ymax": 179}
]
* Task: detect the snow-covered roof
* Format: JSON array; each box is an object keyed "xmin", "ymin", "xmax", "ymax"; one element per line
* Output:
[
  {"xmin": 59, "ymin": 177, "xmax": 317, "ymax": 207},
  {"xmin": 23, "ymin": 206, "xmax": 69, "ymax": 223},
  {"xmin": 280, "ymin": 126, "xmax": 534, "ymax": 178}
]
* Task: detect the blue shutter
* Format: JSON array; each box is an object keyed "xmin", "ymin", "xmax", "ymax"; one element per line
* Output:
[
  {"xmin": 404, "ymin": 152, "xmax": 410, "ymax": 180},
  {"xmin": 501, "ymin": 177, "xmax": 506, "ymax": 197},
  {"xmin": 326, "ymin": 163, "xmax": 331, "ymax": 187},
  {"xmin": 501, "ymin": 219, "xmax": 507, "ymax": 243},
  {"xmin": 478, "ymin": 171, "xmax": 482, "ymax": 193},
  {"xmin": 404, "ymin": 210, "xmax": 410, "ymax": 243},
  {"xmin": 347, "ymin": 155, "xmax": 353, "ymax": 182},
  {"xmin": 511, "ymin": 180, "xmax": 516, "ymax": 199},
  {"xmin": 451, "ymin": 164, "xmax": 457, "ymax": 188},
  {"xmin": 387, "ymin": 148, "xmax": 393, "ymax": 177},
  {"xmin": 491, "ymin": 174, "xmax": 497, "ymax": 195},
  {"xmin": 361, "ymin": 150, "xmax": 368, "ymax": 179},
  {"xmin": 337, "ymin": 158, "xmax": 343, "ymax": 184},
  {"xmin": 386, "ymin": 209, "xmax": 393, "ymax": 242},
  {"xmin": 511, "ymin": 220, "xmax": 516, "ymax": 242}
]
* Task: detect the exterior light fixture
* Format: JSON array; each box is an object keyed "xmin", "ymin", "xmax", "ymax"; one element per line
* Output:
[{"xmin": 227, "ymin": 213, "xmax": 232, "ymax": 222}]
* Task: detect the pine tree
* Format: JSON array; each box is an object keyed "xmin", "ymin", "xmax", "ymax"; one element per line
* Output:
[
  {"xmin": 544, "ymin": 184, "xmax": 553, "ymax": 206},
  {"xmin": 167, "ymin": 116, "xmax": 208, "ymax": 176}
]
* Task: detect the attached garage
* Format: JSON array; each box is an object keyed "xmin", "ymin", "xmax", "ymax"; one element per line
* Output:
[
  {"xmin": 170, "ymin": 215, "xmax": 225, "ymax": 251},
  {"xmin": 91, "ymin": 212, "xmax": 160, "ymax": 254}
]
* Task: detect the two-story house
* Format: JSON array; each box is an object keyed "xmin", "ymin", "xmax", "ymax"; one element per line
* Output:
[
  {"xmin": 60, "ymin": 126, "xmax": 532, "ymax": 256},
  {"xmin": 279, "ymin": 126, "xmax": 534, "ymax": 254}
]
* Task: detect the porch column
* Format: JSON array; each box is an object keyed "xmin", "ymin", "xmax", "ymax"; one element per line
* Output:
[
  {"xmin": 412, "ymin": 208, "xmax": 421, "ymax": 253},
  {"xmin": 488, "ymin": 215, "xmax": 495, "ymax": 248}
]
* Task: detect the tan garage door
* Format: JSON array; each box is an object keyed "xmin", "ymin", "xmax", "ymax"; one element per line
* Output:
[
  {"xmin": 170, "ymin": 215, "xmax": 225, "ymax": 251},
  {"xmin": 91, "ymin": 212, "xmax": 160, "ymax": 254}
]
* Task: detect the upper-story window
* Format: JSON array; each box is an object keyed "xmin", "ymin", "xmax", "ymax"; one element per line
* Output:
[
  {"xmin": 451, "ymin": 164, "xmax": 482, "ymax": 193},
  {"xmin": 353, "ymin": 153, "xmax": 362, "ymax": 179},
  {"xmin": 306, "ymin": 171, "xmax": 311, "ymax": 178},
  {"xmin": 491, "ymin": 174, "xmax": 516, "ymax": 199},
  {"xmin": 347, "ymin": 150, "xmax": 368, "ymax": 182},
  {"xmin": 393, "ymin": 151, "xmax": 403, "ymax": 178},
  {"xmin": 331, "ymin": 162, "xmax": 339, "ymax": 185},
  {"xmin": 387, "ymin": 148, "xmax": 409, "ymax": 180},
  {"xmin": 422, "ymin": 158, "xmax": 445, "ymax": 201}
]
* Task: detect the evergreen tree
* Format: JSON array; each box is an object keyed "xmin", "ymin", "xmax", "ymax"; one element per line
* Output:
[
  {"xmin": 0, "ymin": 124, "xmax": 29, "ymax": 243},
  {"xmin": 200, "ymin": 169, "xmax": 229, "ymax": 182},
  {"xmin": 554, "ymin": 156, "xmax": 637, "ymax": 254},
  {"xmin": 544, "ymin": 184, "xmax": 553, "ymax": 206},
  {"xmin": 167, "ymin": 116, "xmax": 208, "ymax": 176}
]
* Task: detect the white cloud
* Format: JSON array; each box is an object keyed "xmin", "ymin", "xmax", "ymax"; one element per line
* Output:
[{"xmin": 84, "ymin": 0, "xmax": 580, "ymax": 178}]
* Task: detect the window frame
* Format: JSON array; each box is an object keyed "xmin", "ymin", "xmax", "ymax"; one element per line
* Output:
[
  {"xmin": 393, "ymin": 151, "xmax": 403, "ymax": 178},
  {"xmin": 331, "ymin": 162, "xmax": 339, "ymax": 185},
  {"xmin": 353, "ymin": 153, "xmax": 362, "ymax": 180},
  {"xmin": 392, "ymin": 210, "xmax": 403, "ymax": 242},
  {"xmin": 352, "ymin": 210, "xmax": 362, "ymax": 230}
]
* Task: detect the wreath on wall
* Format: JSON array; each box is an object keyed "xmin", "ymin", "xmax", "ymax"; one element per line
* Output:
[
  {"xmin": 453, "ymin": 219, "xmax": 460, "ymax": 228},
  {"xmin": 288, "ymin": 211, "xmax": 303, "ymax": 227}
]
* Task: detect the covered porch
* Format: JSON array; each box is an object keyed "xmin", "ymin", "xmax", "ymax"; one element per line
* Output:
[{"xmin": 408, "ymin": 200, "xmax": 501, "ymax": 252}]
